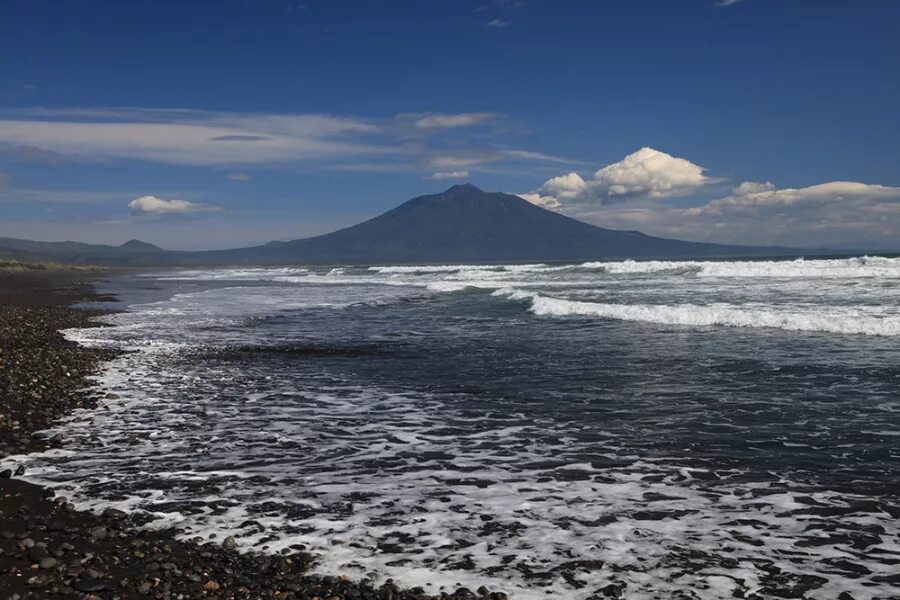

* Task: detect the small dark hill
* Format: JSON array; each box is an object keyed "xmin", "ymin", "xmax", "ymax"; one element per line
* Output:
[{"xmin": 119, "ymin": 239, "xmax": 162, "ymax": 252}]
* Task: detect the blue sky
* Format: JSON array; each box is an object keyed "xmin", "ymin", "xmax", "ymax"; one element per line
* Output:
[{"xmin": 1, "ymin": 0, "xmax": 898, "ymax": 250}]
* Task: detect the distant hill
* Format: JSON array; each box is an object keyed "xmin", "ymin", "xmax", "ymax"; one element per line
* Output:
[
  {"xmin": 0, "ymin": 184, "xmax": 826, "ymax": 266},
  {"xmin": 119, "ymin": 239, "xmax": 162, "ymax": 252}
]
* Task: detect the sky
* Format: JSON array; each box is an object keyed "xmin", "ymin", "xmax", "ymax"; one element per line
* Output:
[{"xmin": 0, "ymin": 0, "xmax": 898, "ymax": 251}]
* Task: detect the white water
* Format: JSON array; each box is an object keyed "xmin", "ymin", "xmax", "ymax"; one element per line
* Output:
[{"xmin": 147, "ymin": 256, "xmax": 900, "ymax": 337}]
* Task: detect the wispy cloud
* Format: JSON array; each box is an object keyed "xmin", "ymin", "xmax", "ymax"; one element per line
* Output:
[
  {"xmin": 430, "ymin": 170, "xmax": 469, "ymax": 180},
  {"xmin": 0, "ymin": 108, "xmax": 386, "ymax": 167},
  {"xmin": 226, "ymin": 172, "xmax": 252, "ymax": 181},
  {"xmin": 714, "ymin": 0, "xmax": 745, "ymax": 6},
  {"xmin": 486, "ymin": 19, "xmax": 509, "ymax": 28},
  {"xmin": 414, "ymin": 112, "xmax": 496, "ymax": 129},
  {"xmin": 0, "ymin": 171, "xmax": 9, "ymax": 191},
  {"xmin": 0, "ymin": 107, "xmax": 589, "ymax": 182}
]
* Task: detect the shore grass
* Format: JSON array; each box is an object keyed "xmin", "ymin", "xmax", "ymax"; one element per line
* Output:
[{"xmin": 0, "ymin": 258, "xmax": 106, "ymax": 272}]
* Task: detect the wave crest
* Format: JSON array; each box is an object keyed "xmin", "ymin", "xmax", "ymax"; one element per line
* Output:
[{"xmin": 492, "ymin": 288, "xmax": 900, "ymax": 336}]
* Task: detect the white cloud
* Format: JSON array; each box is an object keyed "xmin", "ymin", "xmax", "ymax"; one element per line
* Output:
[
  {"xmin": 715, "ymin": 0, "xmax": 744, "ymax": 6},
  {"xmin": 694, "ymin": 181, "xmax": 900, "ymax": 215},
  {"xmin": 539, "ymin": 172, "xmax": 591, "ymax": 202},
  {"xmin": 414, "ymin": 113, "xmax": 495, "ymax": 129},
  {"xmin": 430, "ymin": 170, "xmax": 470, "ymax": 180},
  {"xmin": 573, "ymin": 179, "xmax": 900, "ymax": 249},
  {"xmin": 128, "ymin": 195, "xmax": 213, "ymax": 216},
  {"xmin": 227, "ymin": 172, "xmax": 252, "ymax": 181},
  {"xmin": 523, "ymin": 147, "xmax": 715, "ymax": 209},
  {"xmin": 517, "ymin": 146, "xmax": 899, "ymax": 248},
  {"xmin": 486, "ymin": 19, "xmax": 509, "ymax": 28},
  {"xmin": 0, "ymin": 107, "xmax": 584, "ymax": 177},
  {"xmin": 0, "ymin": 108, "xmax": 388, "ymax": 167},
  {"xmin": 731, "ymin": 181, "xmax": 775, "ymax": 195},
  {"xmin": 518, "ymin": 193, "xmax": 562, "ymax": 210},
  {"xmin": 429, "ymin": 149, "xmax": 583, "ymax": 172},
  {"xmin": 499, "ymin": 149, "xmax": 586, "ymax": 164},
  {"xmin": 430, "ymin": 156, "xmax": 486, "ymax": 170},
  {"xmin": 593, "ymin": 147, "xmax": 712, "ymax": 199}
]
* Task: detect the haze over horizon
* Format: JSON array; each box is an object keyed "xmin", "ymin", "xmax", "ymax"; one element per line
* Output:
[{"xmin": 1, "ymin": 0, "xmax": 898, "ymax": 251}]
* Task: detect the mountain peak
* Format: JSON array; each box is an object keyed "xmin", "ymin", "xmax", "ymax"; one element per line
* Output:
[{"xmin": 444, "ymin": 183, "xmax": 484, "ymax": 195}]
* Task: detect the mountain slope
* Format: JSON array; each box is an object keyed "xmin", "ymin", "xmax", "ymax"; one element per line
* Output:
[{"xmin": 197, "ymin": 184, "xmax": 801, "ymax": 264}]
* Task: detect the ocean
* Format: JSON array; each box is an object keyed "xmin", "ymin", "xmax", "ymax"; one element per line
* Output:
[{"xmin": 15, "ymin": 257, "xmax": 900, "ymax": 599}]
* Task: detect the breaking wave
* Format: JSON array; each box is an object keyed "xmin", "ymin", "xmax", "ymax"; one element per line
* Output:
[
  {"xmin": 585, "ymin": 256, "xmax": 900, "ymax": 278},
  {"xmin": 493, "ymin": 288, "xmax": 900, "ymax": 336}
]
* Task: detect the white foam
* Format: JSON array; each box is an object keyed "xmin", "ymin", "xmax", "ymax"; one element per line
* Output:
[
  {"xmin": 583, "ymin": 256, "xmax": 900, "ymax": 278},
  {"xmin": 153, "ymin": 267, "xmax": 310, "ymax": 281},
  {"xmin": 12, "ymin": 367, "xmax": 899, "ymax": 600},
  {"xmin": 493, "ymin": 288, "xmax": 900, "ymax": 336},
  {"xmin": 14, "ymin": 260, "xmax": 900, "ymax": 600}
]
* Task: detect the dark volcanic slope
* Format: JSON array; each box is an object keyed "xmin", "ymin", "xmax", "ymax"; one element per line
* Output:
[
  {"xmin": 200, "ymin": 184, "xmax": 799, "ymax": 264},
  {"xmin": 2, "ymin": 185, "xmax": 809, "ymax": 266}
]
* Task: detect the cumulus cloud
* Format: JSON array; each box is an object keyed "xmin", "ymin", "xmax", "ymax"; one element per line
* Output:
[
  {"xmin": 538, "ymin": 172, "xmax": 590, "ymax": 202},
  {"xmin": 731, "ymin": 181, "xmax": 775, "ymax": 196},
  {"xmin": 593, "ymin": 147, "xmax": 712, "ymax": 198},
  {"xmin": 517, "ymin": 145, "xmax": 899, "ymax": 248},
  {"xmin": 521, "ymin": 147, "xmax": 714, "ymax": 209},
  {"xmin": 414, "ymin": 113, "xmax": 496, "ymax": 129},
  {"xmin": 430, "ymin": 170, "xmax": 469, "ymax": 180},
  {"xmin": 128, "ymin": 195, "xmax": 213, "ymax": 216},
  {"xmin": 574, "ymin": 179, "xmax": 900, "ymax": 249},
  {"xmin": 693, "ymin": 181, "xmax": 900, "ymax": 215},
  {"xmin": 227, "ymin": 172, "xmax": 252, "ymax": 181}
]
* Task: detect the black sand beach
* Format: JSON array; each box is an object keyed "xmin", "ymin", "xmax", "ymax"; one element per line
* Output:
[{"xmin": 0, "ymin": 272, "xmax": 508, "ymax": 600}]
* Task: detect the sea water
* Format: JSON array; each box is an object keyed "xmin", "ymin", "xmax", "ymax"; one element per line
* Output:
[{"xmin": 9, "ymin": 257, "xmax": 900, "ymax": 599}]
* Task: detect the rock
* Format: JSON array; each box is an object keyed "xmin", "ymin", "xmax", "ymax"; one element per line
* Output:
[
  {"xmin": 27, "ymin": 544, "xmax": 48, "ymax": 563},
  {"xmin": 74, "ymin": 574, "xmax": 107, "ymax": 592},
  {"xmin": 90, "ymin": 525, "xmax": 108, "ymax": 540},
  {"xmin": 0, "ymin": 469, "xmax": 11, "ymax": 478},
  {"xmin": 203, "ymin": 580, "xmax": 221, "ymax": 591},
  {"xmin": 102, "ymin": 507, "xmax": 128, "ymax": 520},
  {"xmin": 222, "ymin": 536, "xmax": 237, "ymax": 550},
  {"xmin": 39, "ymin": 557, "xmax": 58, "ymax": 569},
  {"xmin": 14, "ymin": 464, "xmax": 25, "ymax": 476}
]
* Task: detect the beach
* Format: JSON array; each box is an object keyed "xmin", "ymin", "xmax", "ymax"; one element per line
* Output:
[{"xmin": 3, "ymin": 262, "xmax": 899, "ymax": 599}]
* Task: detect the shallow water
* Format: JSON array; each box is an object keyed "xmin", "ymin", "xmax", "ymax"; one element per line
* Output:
[{"xmin": 10, "ymin": 257, "xmax": 900, "ymax": 599}]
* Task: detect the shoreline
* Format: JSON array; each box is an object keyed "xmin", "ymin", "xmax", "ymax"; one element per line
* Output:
[{"xmin": 0, "ymin": 271, "xmax": 507, "ymax": 600}]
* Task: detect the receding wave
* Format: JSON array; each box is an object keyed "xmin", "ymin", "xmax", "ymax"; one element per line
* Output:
[
  {"xmin": 211, "ymin": 343, "xmax": 394, "ymax": 357},
  {"xmin": 493, "ymin": 288, "xmax": 900, "ymax": 336}
]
